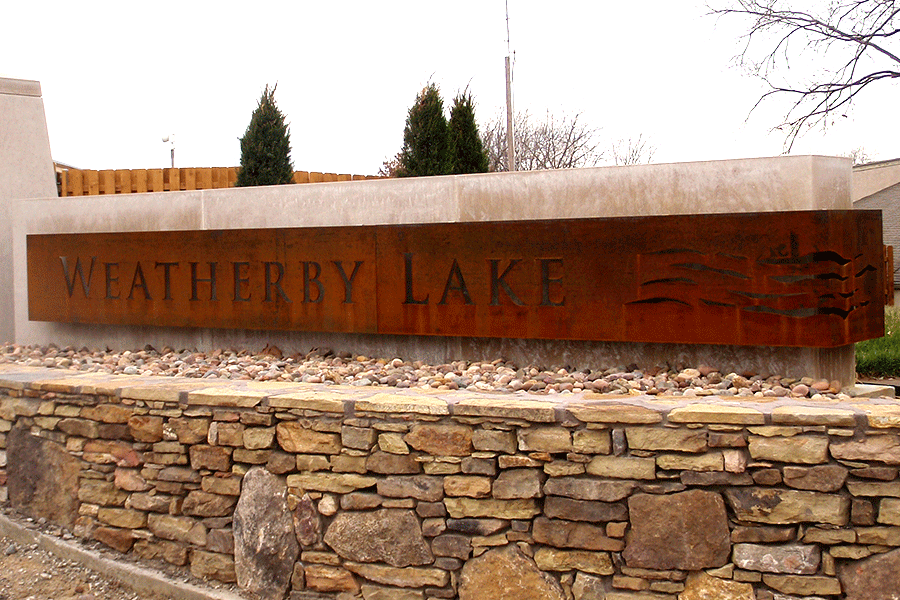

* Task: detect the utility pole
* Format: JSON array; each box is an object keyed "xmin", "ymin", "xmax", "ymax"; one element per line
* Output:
[
  {"xmin": 505, "ymin": 1, "xmax": 516, "ymax": 171},
  {"xmin": 162, "ymin": 135, "xmax": 175, "ymax": 168}
]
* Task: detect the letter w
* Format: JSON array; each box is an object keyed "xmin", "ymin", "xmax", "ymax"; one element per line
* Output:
[{"xmin": 59, "ymin": 256, "xmax": 96, "ymax": 297}]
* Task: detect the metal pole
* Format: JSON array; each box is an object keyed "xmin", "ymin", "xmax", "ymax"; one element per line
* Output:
[{"xmin": 505, "ymin": 55, "xmax": 515, "ymax": 172}]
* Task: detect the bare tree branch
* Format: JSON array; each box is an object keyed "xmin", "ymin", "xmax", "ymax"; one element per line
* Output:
[
  {"xmin": 480, "ymin": 111, "xmax": 603, "ymax": 171},
  {"xmin": 610, "ymin": 134, "xmax": 657, "ymax": 166},
  {"xmin": 711, "ymin": 0, "xmax": 900, "ymax": 150}
]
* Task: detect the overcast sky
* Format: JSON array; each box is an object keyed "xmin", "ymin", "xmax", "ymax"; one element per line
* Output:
[{"xmin": 4, "ymin": 1, "xmax": 898, "ymax": 175}]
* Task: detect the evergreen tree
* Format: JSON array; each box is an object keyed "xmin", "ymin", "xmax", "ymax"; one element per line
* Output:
[
  {"xmin": 236, "ymin": 84, "xmax": 294, "ymax": 187},
  {"xmin": 448, "ymin": 92, "xmax": 489, "ymax": 175},
  {"xmin": 397, "ymin": 84, "xmax": 451, "ymax": 177}
]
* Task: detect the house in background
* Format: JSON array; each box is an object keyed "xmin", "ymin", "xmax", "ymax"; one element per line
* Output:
[{"xmin": 854, "ymin": 157, "xmax": 900, "ymax": 298}]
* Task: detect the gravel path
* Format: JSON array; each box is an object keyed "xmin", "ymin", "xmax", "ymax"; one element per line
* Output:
[{"xmin": 0, "ymin": 343, "xmax": 849, "ymax": 400}]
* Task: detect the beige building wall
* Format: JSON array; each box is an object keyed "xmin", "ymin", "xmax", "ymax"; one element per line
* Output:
[
  {"xmin": 853, "ymin": 158, "xmax": 900, "ymax": 202},
  {"xmin": 0, "ymin": 78, "xmax": 58, "ymax": 343},
  {"xmin": 10, "ymin": 155, "xmax": 858, "ymax": 383}
]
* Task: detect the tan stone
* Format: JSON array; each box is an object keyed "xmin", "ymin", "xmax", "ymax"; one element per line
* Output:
[
  {"xmin": 168, "ymin": 417, "xmax": 210, "ymax": 444},
  {"xmin": 586, "ymin": 455, "xmax": 655, "ymax": 479},
  {"xmin": 879, "ymin": 498, "xmax": 900, "ymax": 525},
  {"xmin": 656, "ymin": 452, "xmax": 723, "ymax": 472},
  {"xmin": 856, "ymin": 527, "xmax": 900, "ymax": 545},
  {"xmin": 832, "ymin": 435, "xmax": 900, "ymax": 464},
  {"xmin": 93, "ymin": 527, "xmax": 135, "ymax": 553},
  {"xmin": 517, "ymin": 427, "xmax": 572, "ymax": 453},
  {"xmin": 208, "ymin": 421, "xmax": 244, "ymax": 446},
  {"xmin": 57, "ymin": 418, "xmax": 100, "ymax": 438},
  {"xmin": 304, "ymin": 564, "xmax": 360, "ymax": 593},
  {"xmin": 473, "ymin": 429, "xmax": 517, "ymax": 453},
  {"xmin": 286, "ymin": 473, "xmax": 377, "ymax": 494},
  {"xmin": 444, "ymin": 476, "xmax": 492, "ymax": 498},
  {"xmin": 378, "ymin": 432, "xmax": 409, "ymax": 454},
  {"xmin": 493, "ymin": 469, "xmax": 544, "ymax": 499},
  {"xmin": 189, "ymin": 445, "xmax": 232, "ymax": 471},
  {"xmin": 97, "ymin": 508, "xmax": 147, "ymax": 529},
  {"xmin": 404, "ymin": 423, "xmax": 472, "ymax": 456},
  {"xmin": 748, "ymin": 435, "xmax": 829, "ymax": 464},
  {"xmin": 627, "ymin": 427, "xmax": 707, "ymax": 452},
  {"xmin": 544, "ymin": 477, "xmax": 635, "ymax": 501},
  {"xmin": 725, "ymin": 488, "xmax": 849, "ymax": 526},
  {"xmin": 345, "ymin": 562, "xmax": 449, "ymax": 588},
  {"xmin": 367, "ymin": 451, "xmax": 421, "ymax": 474},
  {"xmin": 771, "ymin": 405, "xmax": 856, "ymax": 426},
  {"xmin": 680, "ymin": 572, "xmax": 754, "ymax": 600},
  {"xmin": 360, "ymin": 584, "xmax": 423, "ymax": 600},
  {"xmin": 624, "ymin": 490, "xmax": 730, "ymax": 571},
  {"xmin": 356, "ymin": 393, "xmax": 449, "ymax": 416},
  {"xmin": 762, "ymin": 574, "xmax": 841, "ymax": 596},
  {"xmin": 377, "ymin": 476, "xmax": 443, "ymax": 502},
  {"xmin": 148, "ymin": 513, "xmax": 207, "ymax": 546},
  {"xmin": 544, "ymin": 461, "xmax": 586, "ymax": 476},
  {"xmin": 454, "ymin": 397, "xmax": 557, "ymax": 422},
  {"xmin": 276, "ymin": 422, "xmax": 341, "ymax": 454},
  {"xmin": 187, "ymin": 387, "xmax": 265, "ymax": 408},
  {"xmin": 324, "ymin": 509, "xmax": 432, "ymax": 567},
  {"xmin": 78, "ymin": 480, "xmax": 128, "ymax": 507},
  {"xmin": 533, "ymin": 547, "xmax": 614, "ymax": 575},
  {"xmin": 783, "ymin": 465, "xmax": 848, "ymax": 492},
  {"xmin": 190, "ymin": 550, "xmax": 236, "ymax": 583},
  {"xmin": 567, "ymin": 403, "xmax": 662, "ymax": 424},
  {"xmin": 444, "ymin": 497, "xmax": 540, "ymax": 519},
  {"xmin": 242, "ymin": 427, "xmax": 275, "ymax": 450},
  {"xmin": 533, "ymin": 517, "xmax": 624, "ymax": 552},
  {"xmin": 267, "ymin": 391, "xmax": 344, "ymax": 413},
  {"xmin": 183, "ymin": 490, "xmax": 237, "ymax": 517},
  {"xmin": 128, "ymin": 415, "xmax": 164, "ymax": 442},
  {"xmin": 80, "ymin": 403, "xmax": 132, "ymax": 423},
  {"xmin": 572, "ymin": 428, "xmax": 611, "ymax": 454},
  {"xmin": 847, "ymin": 481, "xmax": 900, "ymax": 497},
  {"xmin": 202, "ymin": 475, "xmax": 241, "ymax": 496},
  {"xmin": 667, "ymin": 404, "xmax": 765, "ymax": 425},
  {"xmin": 114, "ymin": 468, "xmax": 150, "ymax": 492},
  {"xmin": 860, "ymin": 404, "xmax": 900, "ymax": 429}
]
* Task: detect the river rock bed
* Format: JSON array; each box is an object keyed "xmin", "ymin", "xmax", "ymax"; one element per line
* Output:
[{"xmin": 0, "ymin": 343, "xmax": 849, "ymax": 400}]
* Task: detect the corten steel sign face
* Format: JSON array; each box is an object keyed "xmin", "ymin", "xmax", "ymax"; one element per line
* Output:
[{"xmin": 27, "ymin": 210, "xmax": 884, "ymax": 348}]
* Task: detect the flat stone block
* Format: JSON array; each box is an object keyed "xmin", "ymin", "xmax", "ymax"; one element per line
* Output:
[
  {"xmin": 454, "ymin": 397, "xmax": 556, "ymax": 422},
  {"xmin": 771, "ymin": 405, "xmax": 857, "ymax": 426},
  {"xmin": 567, "ymin": 402, "xmax": 662, "ymax": 424},
  {"xmin": 267, "ymin": 391, "xmax": 344, "ymax": 413},
  {"xmin": 355, "ymin": 393, "xmax": 449, "ymax": 416},
  {"xmin": 667, "ymin": 403, "xmax": 765, "ymax": 425},
  {"xmin": 187, "ymin": 387, "xmax": 266, "ymax": 408}
]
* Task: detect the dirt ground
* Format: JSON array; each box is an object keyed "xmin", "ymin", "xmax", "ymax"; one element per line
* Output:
[
  {"xmin": 0, "ymin": 507, "xmax": 244, "ymax": 600},
  {"xmin": 0, "ymin": 535, "xmax": 175, "ymax": 600}
]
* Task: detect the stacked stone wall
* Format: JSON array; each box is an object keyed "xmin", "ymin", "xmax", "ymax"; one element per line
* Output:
[{"xmin": 1, "ymin": 364, "xmax": 900, "ymax": 599}]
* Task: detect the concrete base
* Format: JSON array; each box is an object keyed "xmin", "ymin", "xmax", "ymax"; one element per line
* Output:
[{"xmin": 9, "ymin": 154, "xmax": 858, "ymax": 384}]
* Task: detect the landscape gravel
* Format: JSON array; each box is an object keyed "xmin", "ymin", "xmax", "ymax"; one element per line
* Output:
[{"xmin": 0, "ymin": 343, "xmax": 851, "ymax": 400}]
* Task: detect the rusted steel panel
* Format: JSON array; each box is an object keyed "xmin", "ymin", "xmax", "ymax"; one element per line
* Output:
[
  {"xmin": 28, "ymin": 228, "xmax": 378, "ymax": 334},
  {"xmin": 27, "ymin": 210, "xmax": 884, "ymax": 347}
]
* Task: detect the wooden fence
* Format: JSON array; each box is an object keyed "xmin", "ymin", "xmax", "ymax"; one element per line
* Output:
[{"xmin": 57, "ymin": 167, "xmax": 382, "ymax": 197}]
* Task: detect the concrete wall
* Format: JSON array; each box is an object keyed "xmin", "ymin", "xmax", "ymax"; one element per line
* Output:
[
  {"xmin": 2, "ymin": 364, "xmax": 899, "ymax": 599},
  {"xmin": 10, "ymin": 155, "xmax": 856, "ymax": 382},
  {"xmin": 0, "ymin": 77, "xmax": 57, "ymax": 343}
]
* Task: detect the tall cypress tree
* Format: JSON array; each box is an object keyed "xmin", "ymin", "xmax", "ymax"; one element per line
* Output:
[
  {"xmin": 397, "ymin": 84, "xmax": 451, "ymax": 177},
  {"xmin": 448, "ymin": 92, "xmax": 489, "ymax": 175},
  {"xmin": 236, "ymin": 84, "xmax": 294, "ymax": 187}
]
